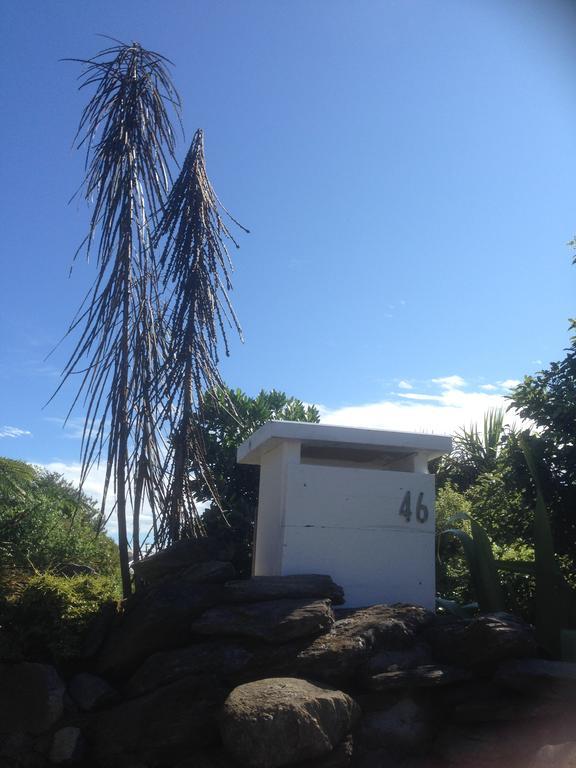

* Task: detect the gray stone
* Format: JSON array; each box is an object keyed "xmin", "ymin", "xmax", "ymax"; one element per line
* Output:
[
  {"xmin": 97, "ymin": 582, "xmax": 225, "ymax": 677},
  {"xmin": 90, "ymin": 674, "xmax": 225, "ymax": 766},
  {"xmin": 49, "ymin": 727, "xmax": 84, "ymax": 764},
  {"xmin": 427, "ymin": 612, "xmax": 535, "ymax": 667},
  {"xmin": 0, "ymin": 663, "xmax": 65, "ymax": 735},
  {"xmin": 435, "ymin": 723, "xmax": 542, "ymax": 768},
  {"xmin": 496, "ymin": 659, "xmax": 576, "ymax": 698},
  {"xmin": 190, "ymin": 598, "xmax": 334, "ymax": 644},
  {"xmin": 222, "ymin": 575, "xmax": 345, "ymax": 605},
  {"xmin": 364, "ymin": 664, "xmax": 472, "ymax": 691},
  {"xmin": 132, "ymin": 538, "xmax": 234, "ymax": 583},
  {"xmin": 334, "ymin": 604, "xmax": 434, "ymax": 652},
  {"xmin": 68, "ymin": 672, "xmax": 117, "ymax": 711},
  {"xmin": 253, "ymin": 605, "xmax": 433, "ymax": 685},
  {"xmin": 358, "ymin": 697, "xmax": 429, "ymax": 752},
  {"xmin": 219, "ymin": 677, "xmax": 360, "ymax": 768},
  {"xmin": 361, "ymin": 643, "xmax": 433, "ymax": 677},
  {"xmin": 126, "ymin": 642, "xmax": 255, "ymax": 697}
]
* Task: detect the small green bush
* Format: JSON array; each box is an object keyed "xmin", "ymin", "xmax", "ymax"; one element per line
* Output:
[{"xmin": 5, "ymin": 572, "xmax": 120, "ymax": 661}]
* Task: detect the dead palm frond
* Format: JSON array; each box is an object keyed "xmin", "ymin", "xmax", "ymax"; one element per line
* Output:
[
  {"xmin": 154, "ymin": 129, "xmax": 248, "ymax": 545},
  {"xmin": 52, "ymin": 42, "xmax": 180, "ymax": 596}
]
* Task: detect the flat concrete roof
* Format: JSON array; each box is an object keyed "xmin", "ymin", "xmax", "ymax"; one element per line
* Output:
[{"xmin": 237, "ymin": 420, "xmax": 452, "ymax": 465}]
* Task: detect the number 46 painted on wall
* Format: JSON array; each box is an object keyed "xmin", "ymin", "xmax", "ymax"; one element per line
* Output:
[{"xmin": 398, "ymin": 491, "xmax": 429, "ymax": 523}]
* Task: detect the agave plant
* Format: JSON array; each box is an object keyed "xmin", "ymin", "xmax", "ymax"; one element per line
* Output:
[{"xmin": 438, "ymin": 434, "xmax": 576, "ymax": 657}]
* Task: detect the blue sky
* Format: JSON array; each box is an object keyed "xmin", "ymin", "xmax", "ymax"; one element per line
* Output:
[{"xmin": 2, "ymin": 0, "xmax": 576, "ymax": 513}]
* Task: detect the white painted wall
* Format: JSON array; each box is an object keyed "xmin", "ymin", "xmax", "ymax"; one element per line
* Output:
[
  {"xmin": 242, "ymin": 421, "xmax": 450, "ymax": 609},
  {"xmin": 281, "ymin": 464, "xmax": 436, "ymax": 608}
]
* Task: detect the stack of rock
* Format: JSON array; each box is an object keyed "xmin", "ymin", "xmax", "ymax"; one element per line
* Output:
[{"xmin": 2, "ymin": 538, "xmax": 576, "ymax": 768}]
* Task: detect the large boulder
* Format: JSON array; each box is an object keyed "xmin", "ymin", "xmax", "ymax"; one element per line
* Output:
[
  {"xmin": 426, "ymin": 612, "xmax": 536, "ymax": 667},
  {"xmin": 496, "ymin": 659, "xmax": 576, "ymax": 698},
  {"xmin": 0, "ymin": 663, "xmax": 65, "ymax": 736},
  {"xmin": 68, "ymin": 672, "xmax": 118, "ymax": 712},
  {"xmin": 219, "ymin": 678, "xmax": 360, "ymax": 768},
  {"xmin": 358, "ymin": 697, "xmax": 430, "ymax": 752},
  {"xmin": 49, "ymin": 727, "xmax": 85, "ymax": 764},
  {"xmin": 334, "ymin": 605, "xmax": 434, "ymax": 652},
  {"xmin": 251, "ymin": 605, "xmax": 433, "ymax": 686},
  {"xmin": 190, "ymin": 599, "xmax": 334, "ymax": 644},
  {"xmin": 364, "ymin": 664, "xmax": 472, "ymax": 692},
  {"xmin": 126, "ymin": 642, "xmax": 255, "ymax": 697},
  {"xmin": 89, "ymin": 674, "xmax": 225, "ymax": 766},
  {"xmin": 222, "ymin": 575, "xmax": 344, "ymax": 605},
  {"xmin": 132, "ymin": 538, "xmax": 235, "ymax": 584},
  {"xmin": 97, "ymin": 582, "xmax": 226, "ymax": 677}
]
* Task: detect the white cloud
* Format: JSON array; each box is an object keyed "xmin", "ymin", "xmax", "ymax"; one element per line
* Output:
[
  {"xmin": 480, "ymin": 384, "xmax": 498, "ymax": 392},
  {"xmin": 319, "ymin": 376, "xmax": 521, "ymax": 436},
  {"xmin": 398, "ymin": 380, "xmax": 413, "ymax": 390},
  {"xmin": 431, "ymin": 375, "xmax": 466, "ymax": 389},
  {"xmin": 498, "ymin": 379, "xmax": 521, "ymax": 390},
  {"xmin": 0, "ymin": 426, "xmax": 31, "ymax": 438},
  {"xmin": 398, "ymin": 393, "xmax": 444, "ymax": 402}
]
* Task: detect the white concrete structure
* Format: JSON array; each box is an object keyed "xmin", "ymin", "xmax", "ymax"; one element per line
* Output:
[{"xmin": 237, "ymin": 421, "xmax": 451, "ymax": 608}]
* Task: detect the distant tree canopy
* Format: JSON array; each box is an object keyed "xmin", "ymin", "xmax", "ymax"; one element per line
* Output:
[
  {"xmin": 191, "ymin": 388, "xmax": 320, "ymax": 576},
  {"xmin": 506, "ymin": 329, "xmax": 576, "ymax": 562},
  {"xmin": 0, "ymin": 458, "xmax": 118, "ymax": 576}
]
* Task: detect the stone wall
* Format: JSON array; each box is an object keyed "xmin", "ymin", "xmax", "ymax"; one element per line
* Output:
[{"xmin": 2, "ymin": 540, "xmax": 576, "ymax": 768}]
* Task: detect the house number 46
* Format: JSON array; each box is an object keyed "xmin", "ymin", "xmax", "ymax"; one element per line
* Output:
[{"xmin": 398, "ymin": 491, "xmax": 429, "ymax": 523}]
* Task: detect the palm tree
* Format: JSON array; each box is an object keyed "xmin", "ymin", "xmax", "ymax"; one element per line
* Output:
[
  {"xmin": 154, "ymin": 129, "xmax": 247, "ymax": 545},
  {"xmin": 53, "ymin": 41, "xmax": 245, "ymax": 596},
  {"xmin": 52, "ymin": 41, "xmax": 179, "ymax": 597},
  {"xmin": 440, "ymin": 408, "xmax": 507, "ymax": 491}
]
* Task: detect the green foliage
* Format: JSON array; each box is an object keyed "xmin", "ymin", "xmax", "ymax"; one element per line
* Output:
[
  {"xmin": 191, "ymin": 388, "xmax": 320, "ymax": 576},
  {"xmin": 511, "ymin": 330, "xmax": 576, "ymax": 562},
  {"xmin": 436, "ymin": 408, "xmax": 506, "ymax": 491},
  {"xmin": 5, "ymin": 572, "xmax": 119, "ymax": 661},
  {"xmin": 439, "ymin": 513, "xmax": 506, "ymax": 613},
  {"xmin": 0, "ymin": 457, "xmax": 118, "ymax": 576}
]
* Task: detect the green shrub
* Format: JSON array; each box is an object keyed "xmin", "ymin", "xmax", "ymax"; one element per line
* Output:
[
  {"xmin": 0, "ymin": 457, "xmax": 119, "ymax": 576},
  {"xmin": 5, "ymin": 572, "xmax": 120, "ymax": 661}
]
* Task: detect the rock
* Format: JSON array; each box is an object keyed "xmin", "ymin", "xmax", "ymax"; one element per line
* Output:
[
  {"xmin": 435, "ymin": 722, "xmax": 541, "ymax": 768},
  {"xmin": 360, "ymin": 643, "xmax": 433, "ymax": 677},
  {"xmin": 0, "ymin": 731, "xmax": 49, "ymax": 768},
  {"xmin": 427, "ymin": 612, "xmax": 535, "ymax": 667},
  {"xmin": 190, "ymin": 599, "xmax": 334, "ymax": 644},
  {"xmin": 81, "ymin": 599, "xmax": 118, "ymax": 659},
  {"xmin": 279, "ymin": 632, "xmax": 370, "ymax": 685},
  {"xmin": 68, "ymin": 672, "xmax": 118, "ymax": 711},
  {"xmin": 126, "ymin": 642, "xmax": 255, "ymax": 697},
  {"xmin": 97, "ymin": 581, "xmax": 225, "ymax": 677},
  {"xmin": 496, "ymin": 659, "xmax": 576, "ymax": 699},
  {"xmin": 294, "ymin": 735, "xmax": 354, "ymax": 768},
  {"xmin": 175, "ymin": 740, "xmax": 355, "ymax": 768},
  {"xmin": 358, "ymin": 697, "xmax": 429, "ymax": 752},
  {"xmin": 49, "ymin": 727, "xmax": 85, "ymax": 764},
  {"xmin": 132, "ymin": 538, "xmax": 234, "ymax": 583},
  {"xmin": 252, "ymin": 605, "xmax": 433, "ymax": 685},
  {"xmin": 0, "ymin": 662, "xmax": 65, "ymax": 735},
  {"xmin": 222, "ymin": 575, "xmax": 345, "ymax": 605},
  {"xmin": 334, "ymin": 605, "xmax": 434, "ymax": 652},
  {"xmin": 90, "ymin": 674, "xmax": 225, "ymax": 766},
  {"xmin": 364, "ymin": 664, "xmax": 472, "ymax": 691},
  {"xmin": 174, "ymin": 750, "xmax": 239, "ymax": 768},
  {"xmin": 178, "ymin": 561, "xmax": 236, "ymax": 585},
  {"xmin": 529, "ymin": 742, "xmax": 576, "ymax": 767},
  {"xmin": 219, "ymin": 677, "xmax": 360, "ymax": 768}
]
